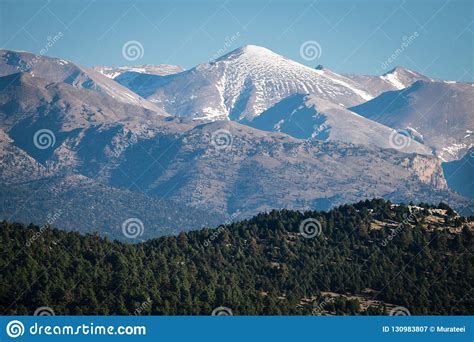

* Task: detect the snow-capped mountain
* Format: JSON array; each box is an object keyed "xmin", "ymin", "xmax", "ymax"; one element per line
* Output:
[
  {"xmin": 94, "ymin": 64, "xmax": 184, "ymax": 78},
  {"xmin": 350, "ymin": 80, "xmax": 474, "ymax": 161},
  {"xmin": 345, "ymin": 66, "xmax": 431, "ymax": 97},
  {"xmin": 0, "ymin": 48, "xmax": 472, "ymax": 238},
  {"xmin": 246, "ymin": 93, "xmax": 431, "ymax": 155},
  {"xmin": 120, "ymin": 45, "xmax": 375, "ymax": 121},
  {"xmin": 0, "ymin": 49, "xmax": 161, "ymax": 112},
  {"xmin": 0, "ymin": 69, "xmax": 459, "ymax": 233}
]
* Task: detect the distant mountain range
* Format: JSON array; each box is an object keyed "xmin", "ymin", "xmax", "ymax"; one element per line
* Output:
[
  {"xmin": 103, "ymin": 45, "xmax": 472, "ymax": 161},
  {"xmin": 94, "ymin": 64, "xmax": 184, "ymax": 78},
  {"xmin": 0, "ymin": 46, "xmax": 472, "ymax": 239}
]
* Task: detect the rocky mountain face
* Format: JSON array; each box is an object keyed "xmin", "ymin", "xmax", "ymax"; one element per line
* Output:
[
  {"xmin": 350, "ymin": 80, "xmax": 474, "ymax": 161},
  {"xmin": 0, "ymin": 174, "xmax": 225, "ymax": 240},
  {"xmin": 106, "ymin": 120, "xmax": 454, "ymax": 216}
]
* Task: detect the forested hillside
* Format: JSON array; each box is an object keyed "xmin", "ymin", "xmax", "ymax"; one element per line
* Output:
[{"xmin": 1, "ymin": 199, "xmax": 472, "ymax": 315}]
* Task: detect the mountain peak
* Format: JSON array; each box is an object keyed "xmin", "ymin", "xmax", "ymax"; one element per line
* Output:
[
  {"xmin": 238, "ymin": 44, "xmax": 273, "ymax": 53},
  {"xmin": 217, "ymin": 45, "xmax": 280, "ymax": 62},
  {"xmin": 384, "ymin": 66, "xmax": 423, "ymax": 78},
  {"xmin": 379, "ymin": 66, "xmax": 430, "ymax": 90},
  {"xmin": 384, "ymin": 66, "xmax": 406, "ymax": 74}
]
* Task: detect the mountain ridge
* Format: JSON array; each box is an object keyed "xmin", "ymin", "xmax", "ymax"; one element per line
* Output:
[
  {"xmin": 0, "ymin": 49, "xmax": 164, "ymax": 113},
  {"xmin": 350, "ymin": 79, "xmax": 474, "ymax": 161}
]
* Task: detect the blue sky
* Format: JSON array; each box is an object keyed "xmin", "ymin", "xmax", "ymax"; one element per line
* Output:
[{"xmin": 0, "ymin": 0, "xmax": 472, "ymax": 81}]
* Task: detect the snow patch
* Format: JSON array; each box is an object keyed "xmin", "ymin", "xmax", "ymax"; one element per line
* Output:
[{"xmin": 380, "ymin": 73, "xmax": 406, "ymax": 90}]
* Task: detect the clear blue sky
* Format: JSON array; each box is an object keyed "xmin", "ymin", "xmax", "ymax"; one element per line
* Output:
[{"xmin": 0, "ymin": 0, "xmax": 472, "ymax": 81}]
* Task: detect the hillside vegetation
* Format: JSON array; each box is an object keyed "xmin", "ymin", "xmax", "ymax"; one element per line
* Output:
[{"xmin": 1, "ymin": 199, "xmax": 472, "ymax": 315}]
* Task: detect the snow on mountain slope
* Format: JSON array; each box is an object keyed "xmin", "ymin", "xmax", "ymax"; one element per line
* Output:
[
  {"xmin": 129, "ymin": 45, "xmax": 376, "ymax": 121},
  {"xmin": 0, "ymin": 49, "xmax": 162, "ymax": 112},
  {"xmin": 94, "ymin": 64, "xmax": 184, "ymax": 78},
  {"xmin": 247, "ymin": 93, "xmax": 432, "ymax": 155},
  {"xmin": 0, "ymin": 72, "xmax": 168, "ymax": 133},
  {"xmin": 112, "ymin": 72, "xmax": 179, "ymax": 99},
  {"xmin": 345, "ymin": 66, "xmax": 432, "ymax": 97},
  {"xmin": 350, "ymin": 80, "xmax": 474, "ymax": 161}
]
